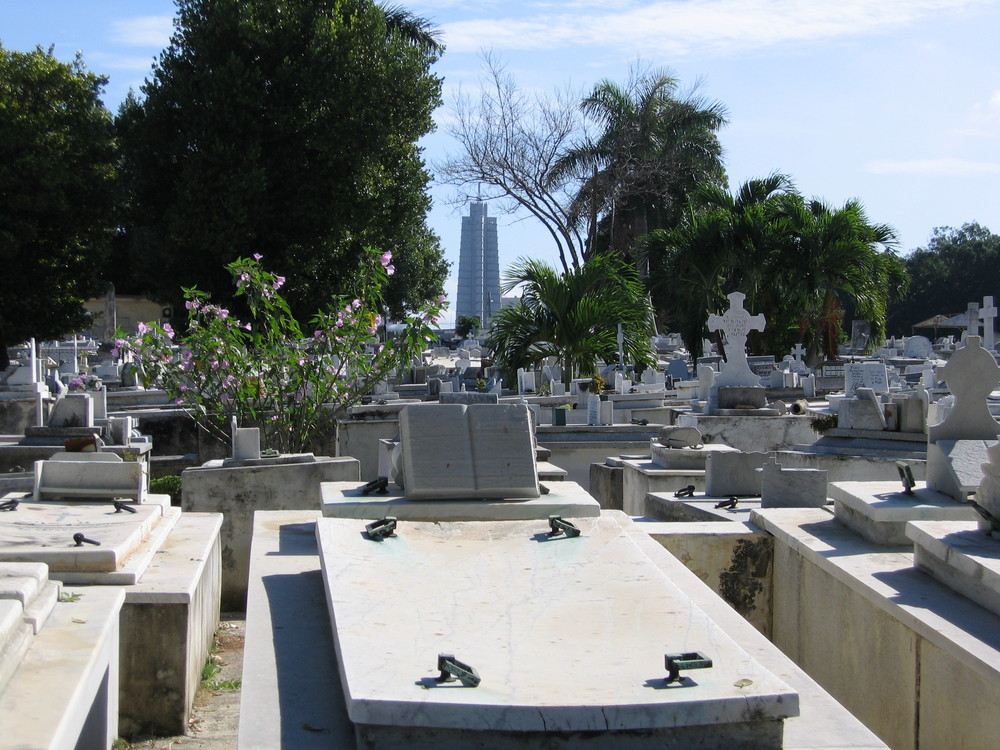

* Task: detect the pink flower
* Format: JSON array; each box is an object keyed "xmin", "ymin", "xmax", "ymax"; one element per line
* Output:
[
  {"xmin": 379, "ymin": 251, "xmax": 392, "ymax": 267},
  {"xmin": 253, "ymin": 253, "xmax": 263, "ymax": 261},
  {"xmin": 386, "ymin": 264, "xmax": 395, "ymax": 276},
  {"xmin": 162, "ymin": 323, "xmax": 175, "ymax": 339},
  {"xmin": 313, "ymin": 330, "xmax": 323, "ymax": 339},
  {"xmin": 244, "ymin": 323, "xmax": 252, "ymax": 331},
  {"xmin": 352, "ymin": 299, "xmax": 361, "ymax": 310},
  {"xmin": 185, "ymin": 299, "xmax": 200, "ymax": 311},
  {"xmin": 137, "ymin": 322, "xmax": 151, "ymax": 334},
  {"xmin": 174, "ymin": 397, "xmax": 185, "ymax": 405},
  {"xmin": 273, "ymin": 276, "xmax": 285, "ymax": 290}
]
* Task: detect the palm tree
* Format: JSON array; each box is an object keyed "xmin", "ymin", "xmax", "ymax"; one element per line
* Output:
[
  {"xmin": 775, "ymin": 196, "xmax": 908, "ymax": 361},
  {"xmin": 487, "ymin": 254, "xmax": 656, "ymax": 383},
  {"xmin": 636, "ymin": 174, "xmax": 796, "ymax": 358},
  {"xmin": 553, "ymin": 67, "xmax": 729, "ymax": 261}
]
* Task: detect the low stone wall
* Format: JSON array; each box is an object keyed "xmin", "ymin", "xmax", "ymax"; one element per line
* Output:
[{"xmin": 182, "ymin": 456, "xmax": 360, "ymax": 610}]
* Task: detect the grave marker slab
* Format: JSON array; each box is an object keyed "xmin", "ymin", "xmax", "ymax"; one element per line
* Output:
[
  {"xmin": 844, "ymin": 363, "xmax": 889, "ymax": 397},
  {"xmin": 398, "ymin": 404, "xmax": 539, "ymax": 500},
  {"xmin": 315, "ymin": 515, "xmax": 798, "ymax": 745}
]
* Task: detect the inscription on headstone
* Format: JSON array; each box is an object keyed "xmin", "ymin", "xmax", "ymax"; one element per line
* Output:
[
  {"xmin": 844, "ymin": 363, "xmax": 889, "ymax": 397},
  {"xmin": 707, "ymin": 292, "xmax": 765, "ymax": 389}
]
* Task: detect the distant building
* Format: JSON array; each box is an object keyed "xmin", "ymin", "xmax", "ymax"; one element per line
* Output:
[{"xmin": 455, "ymin": 201, "xmax": 500, "ymax": 325}]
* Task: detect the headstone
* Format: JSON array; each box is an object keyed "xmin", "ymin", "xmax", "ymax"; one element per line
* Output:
[
  {"xmin": 838, "ymin": 391, "xmax": 887, "ymax": 431},
  {"xmin": 47, "ymin": 393, "xmax": 95, "ymax": 429},
  {"xmin": 705, "ymin": 451, "xmax": 767, "ymax": 496},
  {"xmin": 586, "ymin": 395, "xmax": 602, "ymax": 426},
  {"xmin": 397, "ymin": 404, "xmax": 539, "ymax": 500},
  {"xmin": 844, "ymin": 363, "xmax": 889, "ymax": 397},
  {"xmin": 850, "ymin": 320, "xmax": 871, "ymax": 353},
  {"xmin": 759, "ymin": 457, "xmax": 827, "ymax": 508},
  {"xmin": 802, "ymin": 374, "xmax": 816, "ymax": 398},
  {"xmin": 666, "ymin": 359, "xmax": 690, "ymax": 381},
  {"xmin": 516, "ymin": 368, "xmax": 535, "ymax": 395},
  {"xmin": 233, "ymin": 428, "xmax": 262, "ymax": 460},
  {"xmin": 967, "ymin": 302, "xmax": 980, "ymax": 339},
  {"xmin": 791, "ymin": 343, "xmax": 806, "ymax": 368},
  {"xmin": 904, "ymin": 336, "xmax": 933, "ymax": 359},
  {"xmin": 696, "ymin": 365, "xmax": 715, "ymax": 402},
  {"xmin": 928, "ymin": 337, "xmax": 1000, "ymax": 442},
  {"xmin": 982, "ymin": 296, "xmax": 997, "ymax": 352},
  {"xmin": 707, "ymin": 292, "xmax": 766, "ymax": 389}
]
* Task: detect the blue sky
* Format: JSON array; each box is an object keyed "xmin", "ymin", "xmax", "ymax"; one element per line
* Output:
[{"xmin": 3, "ymin": 0, "xmax": 999, "ymax": 324}]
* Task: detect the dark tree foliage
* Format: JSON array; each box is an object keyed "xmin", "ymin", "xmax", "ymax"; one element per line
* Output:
[
  {"xmin": 0, "ymin": 46, "xmax": 116, "ymax": 367},
  {"xmin": 888, "ymin": 223, "xmax": 1000, "ymax": 335},
  {"xmin": 115, "ymin": 0, "xmax": 448, "ymax": 322}
]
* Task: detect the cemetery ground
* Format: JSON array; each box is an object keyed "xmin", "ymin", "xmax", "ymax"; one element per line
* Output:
[{"xmin": 125, "ymin": 614, "xmax": 244, "ymax": 750}]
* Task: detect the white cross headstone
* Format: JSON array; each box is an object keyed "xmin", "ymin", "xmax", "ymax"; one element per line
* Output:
[
  {"xmin": 791, "ymin": 343, "xmax": 806, "ymax": 366},
  {"xmin": 981, "ymin": 296, "xmax": 997, "ymax": 351},
  {"xmin": 707, "ymin": 292, "xmax": 766, "ymax": 389}
]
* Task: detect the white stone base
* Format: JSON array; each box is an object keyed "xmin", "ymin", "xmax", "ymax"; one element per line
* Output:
[
  {"xmin": 0, "ymin": 585, "xmax": 123, "ymax": 750},
  {"xmin": 831, "ymin": 481, "xmax": 975, "ymax": 546},
  {"xmin": 907, "ymin": 520, "xmax": 1000, "ymax": 618},
  {"xmin": 320, "ymin": 480, "xmax": 600, "ymax": 521},
  {"xmin": 752, "ymin": 506, "xmax": 1000, "ymax": 750}
]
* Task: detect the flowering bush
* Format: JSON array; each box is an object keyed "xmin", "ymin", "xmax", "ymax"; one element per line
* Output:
[{"xmin": 115, "ymin": 249, "xmax": 444, "ymax": 453}]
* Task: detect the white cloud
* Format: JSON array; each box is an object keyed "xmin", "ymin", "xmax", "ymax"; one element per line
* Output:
[
  {"xmin": 867, "ymin": 158, "xmax": 1000, "ymax": 176},
  {"xmin": 110, "ymin": 16, "xmax": 173, "ymax": 48},
  {"xmin": 440, "ymin": 0, "xmax": 993, "ymax": 56},
  {"xmin": 87, "ymin": 52, "xmax": 158, "ymax": 73}
]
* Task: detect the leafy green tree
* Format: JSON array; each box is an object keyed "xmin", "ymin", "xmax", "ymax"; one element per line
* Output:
[
  {"xmin": 775, "ymin": 197, "xmax": 906, "ymax": 360},
  {"xmin": 455, "ymin": 315, "xmax": 481, "ymax": 339},
  {"xmin": 888, "ymin": 223, "xmax": 1000, "ymax": 334},
  {"xmin": 637, "ymin": 174, "xmax": 795, "ymax": 359},
  {"xmin": 487, "ymin": 254, "xmax": 655, "ymax": 383},
  {"xmin": 554, "ymin": 67, "xmax": 729, "ymax": 260},
  {"xmin": 116, "ymin": 0, "xmax": 448, "ymax": 323},
  {"xmin": 0, "ymin": 46, "xmax": 116, "ymax": 367}
]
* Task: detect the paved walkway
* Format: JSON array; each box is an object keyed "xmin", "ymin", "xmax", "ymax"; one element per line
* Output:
[{"xmin": 128, "ymin": 615, "xmax": 244, "ymax": 750}]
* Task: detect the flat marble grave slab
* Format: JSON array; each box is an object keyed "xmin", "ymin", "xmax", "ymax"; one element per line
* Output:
[
  {"xmin": 316, "ymin": 515, "xmax": 798, "ymax": 747},
  {"xmin": 320, "ymin": 480, "xmax": 600, "ymax": 521},
  {"xmin": 0, "ymin": 495, "xmax": 177, "ymax": 583},
  {"xmin": 831, "ymin": 481, "xmax": 976, "ymax": 546},
  {"xmin": 907, "ymin": 520, "xmax": 1000, "ymax": 618}
]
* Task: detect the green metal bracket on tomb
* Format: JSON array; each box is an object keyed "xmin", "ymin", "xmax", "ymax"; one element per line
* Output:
[
  {"xmin": 365, "ymin": 516, "xmax": 397, "ymax": 541},
  {"xmin": 436, "ymin": 653, "xmax": 481, "ymax": 688},
  {"xmin": 896, "ymin": 461, "xmax": 916, "ymax": 496},
  {"xmin": 547, "ymin": 515, "xmax": 580, "ymax": 538},
  {"xmin": 664, "ymin": 652, "xmax": 713, "ymax": 684}
]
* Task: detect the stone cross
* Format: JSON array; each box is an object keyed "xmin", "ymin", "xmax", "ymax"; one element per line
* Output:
[
  {"xmin": 791, "ymin": 343, "xmax": 806, "ymax": 365},
  {"xmin": 981, "ymin": 296, "xmax": 997, "ymax": 352},
  {"xmin": 707, "ymin": 292, "xmax": 766, "ymax": 388}
]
